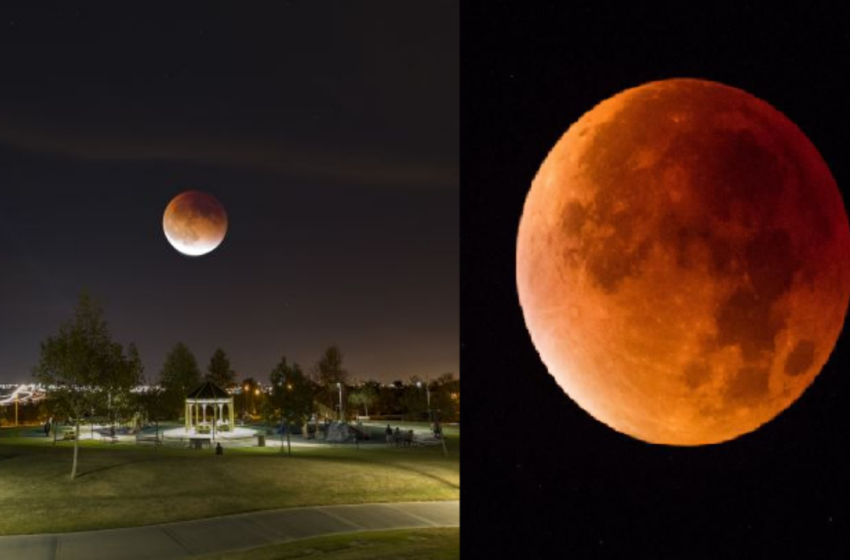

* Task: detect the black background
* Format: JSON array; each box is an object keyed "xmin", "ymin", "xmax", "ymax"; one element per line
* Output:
[{"xmin": 463, "ymin": 3, "xmax": 847, "ymax": 557}]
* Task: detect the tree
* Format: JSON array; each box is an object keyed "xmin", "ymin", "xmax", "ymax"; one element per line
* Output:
[
  {"xmin": 241, "ymin": 377, "xmax": 260, "ymax": 418},
  {"xmin": 33, "ymin": 292, "xmax": 133, "ymax": 480},
  {"xmin": 136, "ymin": 377, "xmax": 169, "ymax": 440},
  {"xmin": 312, "ymin": 345, "xmax": 349, "ymax": 419},
  {"xmin": 105, "ymin": 342, "xmax": 144, "ymax": 431},
  {"xmin": 432, "ymin": 372, "xmax": 460, "ymax": 422},
  {"xmin": 206, "ymin": 347, "xmax": 236, "ymax": 389},
  {"xmin": 348, "ymin": 383, "xmax": 378, "ymax": 417},
  {"xmin": 314, "ymin": 345, "xmax": 348, "ymax": 385},
  {"xmin": 376, "ymin": 381, "xmax": 405, "ymax": 416},
  {"xmin": 158, "ymin": 342, "xmax": 201, "ymax": 418},
  {"xmin": 399, "ymin": 377, "xmax": 428, "ymax": 421},
  {"xmin": 270, "ymin": 356, "xmax": 315, "ymax": 455}
]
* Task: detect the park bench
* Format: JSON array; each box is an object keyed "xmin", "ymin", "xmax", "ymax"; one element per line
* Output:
[{"xmin": 62, "ymin": 429, "xmax": 76, "ymax": 441}]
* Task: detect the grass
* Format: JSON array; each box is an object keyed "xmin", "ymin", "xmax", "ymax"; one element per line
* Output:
[
  {"xmin": 0, "ymin": 424, "xmax": 459, "ymax": 535},
  {"xmin": 196, "ymin": 528, "xmax": 460, "ymax": 560}
]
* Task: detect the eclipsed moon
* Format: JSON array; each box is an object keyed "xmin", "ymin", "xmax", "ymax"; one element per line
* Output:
[
  {"xmin": 163, "ymin": 190, "xmax": 228, "ymax": 257},
  {"xmin": 516, "ymin": 79, "xmax": 850, "ymax": 445}
]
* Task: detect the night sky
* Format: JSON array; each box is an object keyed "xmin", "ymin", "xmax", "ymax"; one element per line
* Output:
[
  {"xmin": 0, "ymin": 3, "xmax": 458, "ymax": 384},
  {"xmin": 464, "ymin": 3, "xmax": 847, "ymax": 557}
]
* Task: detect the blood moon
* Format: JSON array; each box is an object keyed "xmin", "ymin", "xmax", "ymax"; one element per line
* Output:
[
  {"xmin": 516, "ymin": 79, "xmax": 850, "ymax": 445},
  {"xmin": 163, "ymin": 190, "xmax": 228, "ymax": 257}
]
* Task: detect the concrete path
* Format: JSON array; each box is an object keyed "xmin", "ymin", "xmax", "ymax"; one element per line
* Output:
[{"xmin": 0, "ymin": 501, "xmax": 459, "ymax": 559}]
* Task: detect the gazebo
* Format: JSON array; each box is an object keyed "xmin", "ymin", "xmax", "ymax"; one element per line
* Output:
[{"xmin": 185, "ymin": 380, "xmax": 234, "ymax": 439}]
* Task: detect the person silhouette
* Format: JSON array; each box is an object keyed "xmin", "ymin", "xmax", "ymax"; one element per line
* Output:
[{"xmin": 215, "ymin": 442, "xmax": 223, "ymax": 455}]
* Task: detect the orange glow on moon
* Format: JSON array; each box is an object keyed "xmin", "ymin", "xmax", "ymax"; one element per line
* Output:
[
  {"xmin": 516, "ymin": 79, "xmax": 850, "ymax": 445},
  {"xmin": 163, "ymin": 190, "xmax": 228, "ymax": 257}
]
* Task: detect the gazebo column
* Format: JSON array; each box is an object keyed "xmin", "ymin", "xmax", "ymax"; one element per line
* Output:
[
  {"xmin": 219, "ymin": 404, "xmax": 224, "ymax": 432},
  {"xmin": 185, "ymin": 403, "xmax": 189, "ymax": 432},
  {"xmin": 229, "ymin": 398, "xmax": 234, "ymax": 428}
]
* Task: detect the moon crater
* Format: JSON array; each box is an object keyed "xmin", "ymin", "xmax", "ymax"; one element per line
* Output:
[{"xmin": 517, "ymin": 79, "xmax": 850, "ymax": 445}]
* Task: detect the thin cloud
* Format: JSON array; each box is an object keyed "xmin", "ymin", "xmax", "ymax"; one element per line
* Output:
[{"xmin": 0, "ymin": 117, "xmax": 457, "ymax": 189}]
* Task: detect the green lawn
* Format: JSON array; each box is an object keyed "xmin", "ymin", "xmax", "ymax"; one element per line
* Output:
[
  {"xmin": 197, "ymin": 528, "xmax": 460, "ymax": 560},
  {"xmin": 0, "ymin": 425, "xmax": 459, "ymax": 535}
]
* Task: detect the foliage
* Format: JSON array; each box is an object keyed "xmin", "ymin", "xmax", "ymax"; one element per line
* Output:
[
  {"xmin": 362, "ymin": 374, "xmax": 460, "ymax": 422},
  {"xmin": 312, "ymin": 345, "xmax": 349, "ymax": 418},
  {"xmin": 240, "ymin": 377, "xmax": 260, "ymax": 417},
  {"xmin": 206, "ymin": 347, "xmax": 236, "ymax": 389},
  {"xmin": 32, "ymin": 292, "xmax": 138, "ymax": 479},
  {"xmin": 348, "ymin": 383, "xmax": 378, "ymax": 416},
  {"xmin": 270, "ymin": 357, "xmax": 314, "ymax": 423},
  {"xmin": 157, "ymin": 342, "xmax": 202, "ymax": 418},
  {"xmin": 399, "ymin": 382, "xmax": 429, "ymax": 421},
  {"xmin": 136, "ymin": 384, "xmax": 169, "ymax": 436},
  {"xmin": 430, "ymin": 373, "xmax": 460, "ymax": 422},
  {"xmin": 106, "ymin": 341, "xmax": 145, "ymax": 427},
  {"xmin": 270, "ymin": 356, "xmax": 316, "ymax": 453}
]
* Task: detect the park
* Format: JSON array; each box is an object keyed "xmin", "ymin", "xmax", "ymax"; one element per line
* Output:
[
  {"xmin": 0, "ymin": 295, "xmax": 460, "ymax": 559},
  {"xmin": 0, "ymin": 3, "xmax": 459, "ymax": 557}
]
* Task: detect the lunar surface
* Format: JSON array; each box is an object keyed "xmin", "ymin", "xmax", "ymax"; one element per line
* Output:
[
  {"xmin": 163, "ymin": 190, "xmax": 228, "ymax": 256},
  {"xmin": 516, "ymin": 79, "xmax": 850, "ymax": 445}
]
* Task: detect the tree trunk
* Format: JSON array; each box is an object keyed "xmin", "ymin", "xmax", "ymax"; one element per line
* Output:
[{"xmin": 71, "ymin": 421, "xmax": 80, "ymax": 480}]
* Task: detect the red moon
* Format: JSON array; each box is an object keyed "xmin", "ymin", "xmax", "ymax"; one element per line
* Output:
[
  {"xmin": 516, "ymin": 79, "xmax": 850, "ymax": 445},
  {"xmin": 163, "ymin": 190, "xmax": 228, "ymax": 257}
]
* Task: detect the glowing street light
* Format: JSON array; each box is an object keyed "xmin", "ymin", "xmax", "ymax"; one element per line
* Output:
[{"xmin": 336, "ymin": 382, "xmax": 343, "ymax": 421}]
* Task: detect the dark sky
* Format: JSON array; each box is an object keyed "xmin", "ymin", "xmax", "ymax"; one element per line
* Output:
[
  {"xmin": 0, "ymin": 3, "xmax": 458, "ymax": 384},
  {"xmin": 464, "ymin": 3, "xmax": 847, "ymax": 558}
]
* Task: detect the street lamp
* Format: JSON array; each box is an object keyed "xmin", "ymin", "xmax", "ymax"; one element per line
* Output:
[{"xmin": 336, "ymin": 382, "xmax": 343, "ymax": 421}]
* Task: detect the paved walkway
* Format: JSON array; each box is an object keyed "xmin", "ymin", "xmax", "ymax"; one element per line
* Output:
[{"xmin": 0, "ymin": 501, "xmax": 460, "ymax": 559}]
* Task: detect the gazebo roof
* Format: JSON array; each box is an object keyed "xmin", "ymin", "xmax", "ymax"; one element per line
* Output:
[{"xmin": 186, "ymin": 380, "xmax": 230, "ymax": 400}]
